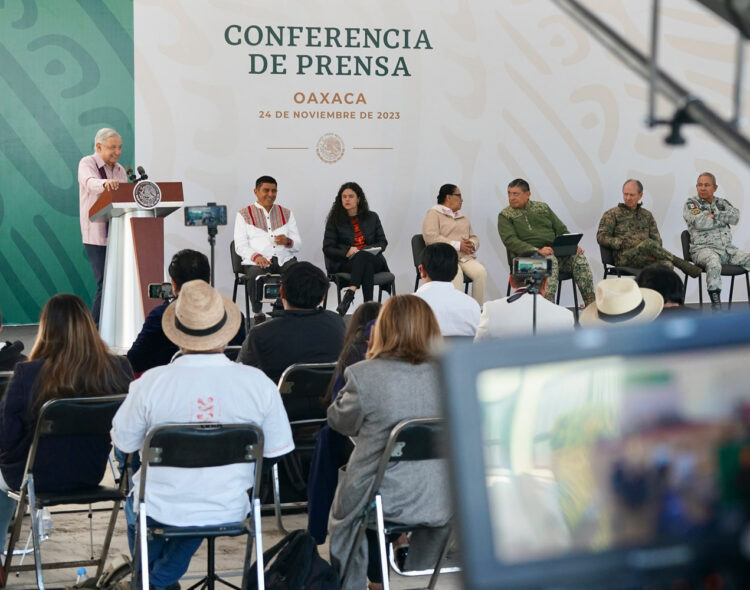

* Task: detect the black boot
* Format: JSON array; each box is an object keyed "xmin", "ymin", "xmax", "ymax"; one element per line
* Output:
[
  {"xmin": 337, "ymin": 289, "xmax": 355, "ymax": 316},
  {"xmin": 708, "ymin": 290, "xmax": 722, "ymax": 310}
]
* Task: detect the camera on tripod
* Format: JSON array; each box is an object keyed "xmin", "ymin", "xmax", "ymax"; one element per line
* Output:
[
  {"xmin": 255, "ymin": 273, "xmax": 282, "ymax": 303},
  {"xmin": 512, "ymin": 255, "xmax": 551, "ymax": 285}
]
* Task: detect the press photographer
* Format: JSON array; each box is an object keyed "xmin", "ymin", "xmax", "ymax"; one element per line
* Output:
[
  {"xmin": 475, "ymin": 252, "xmax": 575, "ymax": 340},
  {"xmin": 127, "ymin": 249, "xmax": 246, "ymax": 375}
]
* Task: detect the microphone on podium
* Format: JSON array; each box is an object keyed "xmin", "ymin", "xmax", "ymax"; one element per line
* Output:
[
  {"xmin": 136, "ymin": 166, "xmax": 149, "ymax": 181},
  {"xmin": 125, "ymin": 166, "xmax": 137, "ymax": 182}
]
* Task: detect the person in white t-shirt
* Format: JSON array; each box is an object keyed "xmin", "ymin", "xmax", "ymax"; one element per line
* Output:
[
  {"xmin": 111, "ymin": 280, "xmax": 293, "ymax": 590},
  {"xmin": 415, "ymin": 242, "xmax": 480, "ymax": 336}
]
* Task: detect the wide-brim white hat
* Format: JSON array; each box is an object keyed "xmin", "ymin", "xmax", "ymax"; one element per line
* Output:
[
  {"xmin": 162, "ymin": 279, "xmax": 242, "ymax": 351},
  {"xmin": 580, "ymin": 278, "xmax": 663, "ymax": 327}
]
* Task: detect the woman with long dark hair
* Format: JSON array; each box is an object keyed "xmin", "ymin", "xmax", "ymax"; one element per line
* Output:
[
  {"xmin": 327, "ymin": 295, "xmax": 450, "ymax": 589},
  {"xmin": 0, "ymin": 294, "xmax": 133, "ymax": 548},
  {"xmin": 323, "ymin": 182, "xmax": 389, "ymax": 316}
]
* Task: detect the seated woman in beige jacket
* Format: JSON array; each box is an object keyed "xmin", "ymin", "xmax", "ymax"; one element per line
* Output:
[{"xmin": 422, "ymin": 183, "xmax": 487, "ymax": 304}]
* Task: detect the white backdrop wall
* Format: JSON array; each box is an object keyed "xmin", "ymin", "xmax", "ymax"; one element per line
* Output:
[{"xmin": 134, "ymin": 0, "xmax": 750, "ymax": 307}]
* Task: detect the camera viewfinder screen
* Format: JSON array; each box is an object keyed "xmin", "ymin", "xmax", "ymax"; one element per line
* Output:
[{"xmin": 476, "ymin": 347, "xmax": 750, "ymax": 565}]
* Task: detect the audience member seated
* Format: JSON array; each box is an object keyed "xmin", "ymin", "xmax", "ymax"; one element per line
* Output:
[
  {"xmin": 237, "ymin": 261, "xmax": 346, "ymax": 384},
  {"xmin": 422, "ymin": 183, "xmax": 487, "ymax": 305},
  {"xmin": 636, "ymin": 264, "xmax": 695, "ymax": 314},
  {"xmin": 0, "ymin": 306, "xmax": 26, "ymax": 371},
  {"xmin": 579, "ymin": 278, "xmax": 663, "ymax": 327},
  {"xmin": 415, "ymin": 243, "xmax": 480, "ymax": 337},
  {"xmin": 327, "ymin": 295, "xmax": 451, "ymax": 590},
  {"xmin": 324, "ymin": 182, "xmax": 390, "ymax": 316},
  {"xmin": 111, "ymin": 280, "xmax": 294, "ymax": 590},
  {"xmin": 0, "ymin": 294, "xmax": 133, "ymax": 550},
  {"xmin": 307, "ymin": 301, "xmax": 381, "ymax": 544},
  {"xmin": 475, "ymin": 264, "xmax": 574, "ymax": 341},
  {"xmin": 127, "ymin": 249, "xmax": 245, "ymax": 375},
  {"xmin": 234, "ymin": 175, "xmax": 301, "ymax": 324}
]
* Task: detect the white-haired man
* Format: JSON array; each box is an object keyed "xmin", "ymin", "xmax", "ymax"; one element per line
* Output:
[{"xmin": 78, "ymin": 128, "xmax": 127, "ymax": 323}]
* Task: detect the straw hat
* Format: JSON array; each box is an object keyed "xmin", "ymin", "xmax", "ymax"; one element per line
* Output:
[
  {"xmin": 162, "ymin": 279, "xmax": 242, "ymax": 351},
  {"xmin": 579, "ymin": 278, "xmax": 663, "ymax": 327}
]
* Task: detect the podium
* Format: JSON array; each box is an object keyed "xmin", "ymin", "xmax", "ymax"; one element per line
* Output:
[{"xmin": 89, "ymin": 182, "xmax": 183, "ymax": 353}]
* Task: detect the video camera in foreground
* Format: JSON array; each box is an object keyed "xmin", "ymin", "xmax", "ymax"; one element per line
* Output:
[{"xmin": 512, "ymin": 254, "xmax": 551, "ymax": 285}]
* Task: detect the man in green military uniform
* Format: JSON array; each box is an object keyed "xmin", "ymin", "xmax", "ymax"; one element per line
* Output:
[
  {"xmin": 498, "ymin": 178, "xmax": 595, "ymax": 307},
  {"xmin": 597, "ymin": 179, "xmax": 701, "ymax": 277}
]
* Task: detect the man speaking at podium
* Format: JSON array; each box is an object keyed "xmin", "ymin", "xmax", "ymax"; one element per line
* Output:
[{"xmin": 78, "ymin": 128, "xmax": 127, "ymax": 324}]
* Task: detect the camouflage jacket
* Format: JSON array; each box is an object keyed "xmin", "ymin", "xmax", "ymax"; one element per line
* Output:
[
  {"xmin": 596, "ymin": 203, "xmax": 661, "ymax": 260},
  {"xmin": 682, "ymin": 196, "xmax": 739, "ymax": 252},
  {"xmin": 497, "ymin": 200, "xmax": 568, "ymax": 256}
]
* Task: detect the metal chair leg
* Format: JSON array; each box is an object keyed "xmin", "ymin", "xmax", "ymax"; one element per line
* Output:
[
  {"xmin": 271, "ymin": 464, "xmax": 287, "ymax": 534},
  {"xmin": 252, "ymin": 499, "xmax": 265, "ymax": 590},
  {"xmin": 27, "ymin": 478, "xmax": 44, "ymax": 590},
  {"xmin": 729, "ymin": 276, "xmax": 736, "ymax": 309},
  {"xmin": 138, "ymin": 505, "xmax": 150, "ymax": 590},
  {"xmin": 374, "ymin": 495, "xmax": 390, "ymax": 590},
  {"xmin": 2, "ymin": 488, "xmax": 26, "ymax": 583},
  {"xmin": 427, "ymin": 528, "xmax": 454, "ymax": 590}
]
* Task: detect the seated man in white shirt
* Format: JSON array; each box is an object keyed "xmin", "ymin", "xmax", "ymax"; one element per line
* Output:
[
  {"xmin": 111, "ymin": 280, "xmax": 294, "ymax": 590},
  {"xmin": 475, "ymin": 253, "xmax": 575, "ymax": 340},
  {"xmin": 415, "ymin": 242, "xmax": 481, "ymax": 336},
  {"xmin": 234, "ymin": 175, "xmax": 301, "ymax": 324}
]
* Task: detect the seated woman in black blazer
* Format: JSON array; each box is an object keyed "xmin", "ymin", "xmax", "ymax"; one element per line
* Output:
[{"xmin": 323, "ymin": 182, "xmax": 389, "ymax": 315}]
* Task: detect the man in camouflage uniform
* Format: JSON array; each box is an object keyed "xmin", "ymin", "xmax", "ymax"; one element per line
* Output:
[
  {"xmin": 597, "ymin": 179, "xmax": 702, "ymax": 276},
  {"xmin": 683, "ymin": 172, "xmax": 750, "ymax": 309},
  {"xmin": 498, "ymin": 178, "xmax": 595, "ymax": 306}
]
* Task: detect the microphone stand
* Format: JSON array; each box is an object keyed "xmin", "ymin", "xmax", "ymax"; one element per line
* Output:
[{"xmin": 205, "ymin": 201, "xmax": 219, "ymax": 286}]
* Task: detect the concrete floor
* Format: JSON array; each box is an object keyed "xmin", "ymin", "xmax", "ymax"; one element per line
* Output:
[{"xmin": 5, "ymin": 500, "xmax": 461, "ymax": 590}]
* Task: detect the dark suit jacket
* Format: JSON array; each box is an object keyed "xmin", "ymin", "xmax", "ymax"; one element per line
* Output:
[
  {"xmin": 127, "ymin": 302, "xmax": 246, "ymax": 374},
  {"xmin": 323, "ymin": 211, "xmax": 388, "ymax": 273},
  {"xmin": 0, "ymin": 357, "xmax": 133, "ymax": 491}
]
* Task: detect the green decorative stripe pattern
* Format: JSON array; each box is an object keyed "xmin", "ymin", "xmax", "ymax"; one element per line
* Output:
[{"xmin": 0, "ymin": 0, "xmax": 134, "ymax": 324}]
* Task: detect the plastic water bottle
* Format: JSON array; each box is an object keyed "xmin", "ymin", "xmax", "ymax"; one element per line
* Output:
[
  {"xmin": 75, "ymin": 567, "xmax": 87, "ymax": 586},
  {"xmin": 37, "ymin": 507, "xmax": 52, "ymax": 541}
]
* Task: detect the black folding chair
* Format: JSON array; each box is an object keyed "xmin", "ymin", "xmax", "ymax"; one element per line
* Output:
[
  {"xmin": 133, "ymin": 423, "xmax": 265, "ymax": 590},
  {"xmin": 681, "ymin": 230, "xmax": 750, "ymax": 308},
  {"xmin": 1, "ymin": 395, "xmax": 127, "ymax": 590},
  {"xmin": 599, "ymin": 244, "xmax": 641, "ymax": 279},
  {"xmin": 340, "ymin": 418, "xmax": 457, "ymax": 590},
  {"xmin": 230, "ymin": 240, "xmax": 251, "ymax": 322},
  {"xmin": 411, "ymin": 234, "xmax": 471, "ymax": 293},
  {"xmin": 271, "ymin": 362, "xmax": 337, "ymax": 533}
]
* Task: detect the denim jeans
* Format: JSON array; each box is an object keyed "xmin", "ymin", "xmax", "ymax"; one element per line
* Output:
[{"xmin": 125, "ymin": 495, "xmax": 202, "ymax": 590}]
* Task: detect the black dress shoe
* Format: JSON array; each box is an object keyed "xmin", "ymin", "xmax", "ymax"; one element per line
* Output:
[{"xmin": 337, "ymin": 289, "xmax": 355, "ymax": 316}]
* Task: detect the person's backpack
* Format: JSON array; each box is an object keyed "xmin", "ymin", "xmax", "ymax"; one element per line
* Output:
[{"xmin": 246, "ymin": 529, "xmax": 339, "ymax": 590}]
